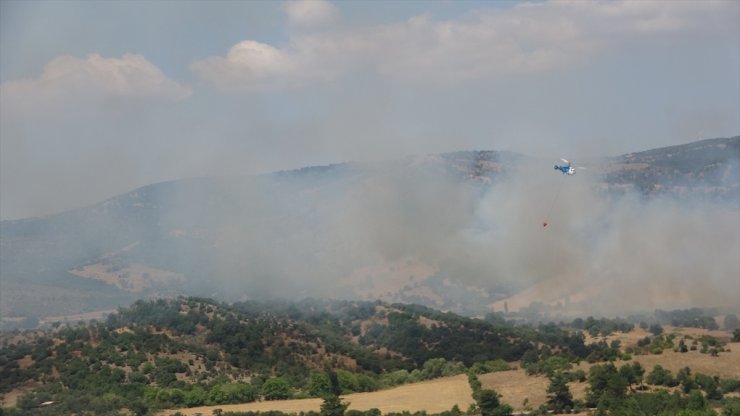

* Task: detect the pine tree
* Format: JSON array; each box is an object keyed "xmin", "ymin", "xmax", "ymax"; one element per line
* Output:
[
  {"xmin": 547, "ymin": 372, "xmax": 574, "ymax": 413},
  {"xmin": 320, "ymin": 394, "xmax": 349, "ymax": 416}
]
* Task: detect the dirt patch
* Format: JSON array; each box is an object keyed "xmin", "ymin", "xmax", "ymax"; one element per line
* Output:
[
  {"xmin": 0, "ymin": 386, "xmax": 34, "ymax": 407},
  {"xmin": 159, "ymin": 374, "xmax": 474, "ymax": 416},
  {"xmin": 16, "ymin": 355, "xmax": 33, "ymax": 370}
]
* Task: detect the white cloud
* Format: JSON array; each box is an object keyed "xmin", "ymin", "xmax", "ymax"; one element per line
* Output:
[
  {"xmin": 190, "ymin": 38, "xmax": 336, "ymax": 91},
  {"xmin": 1, "ymin": 53, "xmax": 191, "ymax": 110},
  {"xmin": 191, "ymin": 0, "xmax": 736, "ymax": 90},
  {"xmin": 283, "ymin": 0, "xmax": 338, "ymax": 27}
]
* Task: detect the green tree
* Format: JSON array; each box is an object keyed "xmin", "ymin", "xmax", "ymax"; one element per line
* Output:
[
  {"xmin": 649, "ymin": 323, "xmax": 664, "ymax": 336},
  {"xmin": 619, "ymin": 362, "xmax": 644, "ymax": 390},
  {"xmin": 262, "ymin": 377, "xmax": 292, "ymax": 400},
  {"xmin": 722, "ymin": 399, "xmax": 740, "ymax": 416},
  {"xmin": 646, "ymin": 365, "xmax": 676, "ymax": 386},
  {"xmin": 587, "ymin": 363, "xmax": 628, "ymax": 409},
  {"xmin": 546, "ymin": 373, "xmax": 574, "ymax": 413},
  {"xmin": 474, "ymin": 388, "xmax": 512, "ymax": 416},
  {"xmin": 685, "ymin": 390, "xmax": 708, "ymax": 411},
  {"xmin": 308, "ymin": 372, "xmax": 332, "ymax": 397},
  {"xmin": 320, "ymin": 394, "xmax": 350, "ymax": 416}
]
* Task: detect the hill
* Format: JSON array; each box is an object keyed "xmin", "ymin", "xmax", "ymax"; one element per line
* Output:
[
  {"xmin": 0, "ymin": 297, "xmax": 587, "ymax": 413},
  {"xmin": 1, "ymin": 137, "xmax": 738, "ymax": 324},
  {"xmin": 2, "ymin": 297, "xmax": 739, "ymax": 415}
]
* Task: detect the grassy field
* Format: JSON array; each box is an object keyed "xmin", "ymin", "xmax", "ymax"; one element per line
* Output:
[
  {"xmin": 159, "ymin": 374, "xmax": 475, "ymax": 416},
  {"xmin": 583, "ymin": 326, "xmax": 740, "ymax": 379},
  {"xmin": 158, "ymin": 326, "xmax": 739, "ymax": 416}
]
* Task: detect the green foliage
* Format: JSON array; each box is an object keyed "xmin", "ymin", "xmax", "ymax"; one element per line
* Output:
[
  {"xmin": 720, "ymin": 378, "xmax": 740, "ymax": 394},
  {"xmin": 2, "ymin": 297, "xmax": 736, "ymax": 416},
  {"xmin": 646, "ymin": 365, "xmax": 677, "ymax": 387},
  {"xmin": 587, "ymin": 363, "xmax": 628, "ymax": 409},
  {"xmin": 420, "ymin": 357, "xmax": 466, "ymax": 379},
  {"xmin": 694, "ymin": 373, "xmax": 722, "ymax": 400},
  {"xmin": 655, "ymin": 308, "xmax": 720, "ymax": 330},
  {"xmin": 579, "ymin": 316, "xmax": 634, "ymax": 337},
  {"xmin": 524, "ymin": 355, "xmax": 572, "ymax": 377},
  {"xmin": 262, "ymin": 377, "xmax": 292, "ymax": 400},
  {"xmin": 307, "ymin": 371, "xmax": 332, "ymax": 397},
  {"xmin": 208, "ymin": 382, "xmax": 257, "ymax": 404},
  {"xmin": 649, "ymin": 323, "xmax": 664, "ymax": 336},
  {"xmin": 722, "ymin": 398, "xmax": 740, "ymax": 416},
  {"xmin": 320, "ymin": 393, "xmax": 350, "ymax": 416},
  {"xmin": 618, "ymin": 361, "xmax": 645, "ymax": 388},
  {"xmin": 468, "ymin": 373, "xmax": 482, "ymax": 393},
  {"xmin": 473, "ymin": 388, "xmax": 512, "ymax": 416},
  {"xmin": 546, "ymin": 373, "xmax": 574, "ymax": 413},
  {"xmin": 685, "ymin": 390, "xmax": 708, "ymax": 411}
]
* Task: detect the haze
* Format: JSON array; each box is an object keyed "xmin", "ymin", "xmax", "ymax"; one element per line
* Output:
[{"xmin": 1, "ymin": 0, "xmax": 739, "ymax": 220}]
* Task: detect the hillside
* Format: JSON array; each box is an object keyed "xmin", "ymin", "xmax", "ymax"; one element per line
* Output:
[
  {"xmin": 601, "ymin": 137, "xmax": 740, "ymax": 198},
  {"xmin": 0, "ymin": 297, "xmax": 583, "ymax": 412},
  {"xmin": 1, "ymin": 137, "xmax": 738, "ymax": 324},
  {"xmin": 2, "ymin": 298, "xmax": 739, "ymax": 415}
]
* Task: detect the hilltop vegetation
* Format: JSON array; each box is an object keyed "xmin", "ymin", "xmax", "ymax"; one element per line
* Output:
[
  {"xmin": 2, "ymin": 297, "xmax": 739, "ymax": 415},
  {"xmin": 1, "ymin": 297, "xmax": 597, "ymax": 414}
]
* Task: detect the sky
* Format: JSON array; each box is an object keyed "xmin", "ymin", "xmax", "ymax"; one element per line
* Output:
[{"xmin": 1, "ymin": 0, "xmax": 739, "ymax": 220}]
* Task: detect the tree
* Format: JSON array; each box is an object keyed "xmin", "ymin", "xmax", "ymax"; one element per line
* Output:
[
  {"xmin": 546, "ymin": 373, "xmax": 574, "ymax": 413},
  {"xmin": 646, "ymin": 365, "xmax": 676, "ymax": 387},
  {"xmin": 619, "ymin": 362, "xmax": 644, "ymax": 390},
  {"xmin": 308, "ymin": 372, "xmax": 332, "ymax": 397},
  {"xmin": 262, "ymin": 377, "xmax": 292, "ymax": 400},
  {"xmin": 319, "ymin": 369, "xmax": 350, "ymax": 416},
  {"xmin": 685, "ymin": 390, "xmax": 708, "ymax": 411},
  {"xmin": 320, "ymin": 394, "xmax": 349, "ymax": 416},
  {"xmin": 474, "ymin": 388, "xmax": 512, "ymax": 416},
  {"xmin": 587, "ymin": 363, "xmax": 628, "ymax": 409},
  {"xmin": 649, "ymin": 323, "xmax": 664, "ymax": 336},
  {"xmin": 724, "ymin": 315, "xmax": 740, "ymax": 331}
]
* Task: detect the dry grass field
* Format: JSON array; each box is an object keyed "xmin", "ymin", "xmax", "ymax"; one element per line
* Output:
[
  {"xmin": 159, "ymin": 374, "xmax": 475, "ymax": 416},
  {"xmin": 156, "ymin": 327, "xmax": 738, "ymax": 416},
  {"xmin": 583, "ymin": 326, "xmax": 739, "ymax": 379},
  {"xmin": 478, "ymin": 369, "xmax": 589, "ymax": 411},
  {"xmin": 623, "ymin": 343, "xmax": 740, "ymax": 379}
]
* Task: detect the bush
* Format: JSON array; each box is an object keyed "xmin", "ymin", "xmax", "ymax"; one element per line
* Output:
[{"xmin": 262, "ymin": 377, "xmax": 292, "ymax": 400}]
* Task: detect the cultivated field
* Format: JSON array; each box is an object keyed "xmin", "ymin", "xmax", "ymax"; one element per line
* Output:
[
  {"xmin": 158, "ymin": 327, "xmax": 739, "ymax": 416},
  {"xmin": 612, "ymin": 343, "xmax": 740, "ymax": 379},
  {"xmin": 478, "ymin": 368, "xmax": 589, "ymax": 411},
  {"xmin": 159, "ymin": 374, "xmax": 475, "ymax": 416}
]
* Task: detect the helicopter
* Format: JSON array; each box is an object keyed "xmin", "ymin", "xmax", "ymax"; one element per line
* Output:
[{"xmin": 553, "ymin": 158, "xmax": 584, "ymax": 175}]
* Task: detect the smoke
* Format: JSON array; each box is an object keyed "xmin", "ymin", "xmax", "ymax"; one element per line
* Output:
[
  {"xmin": 464, "ymin": 158, "xmax": 739, "ymax": 315},
  {"xmin": 156, "ymin": 153, "xmax": 738, "ymax": 318}
]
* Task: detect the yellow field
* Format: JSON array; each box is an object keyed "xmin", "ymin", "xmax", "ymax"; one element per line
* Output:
[
  {"xmin": 621, "ymin": 343, "xmax": 740, "ymax": 379},
  {"xmin": 478, "ymin": 368, "xmax": 589, "ymax": 411},
  {"xmin": 157, "ymin": 334, "xmax": 739, "ymax": 416},
  {"xmin": 159, "ymin": 374, "xmax": 475, "ymax": 416}
]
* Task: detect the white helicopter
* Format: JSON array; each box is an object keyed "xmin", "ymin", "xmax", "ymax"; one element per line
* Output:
[{"xmin": 553, "ymin": 158, "xmax": 585, "ymax": 176}]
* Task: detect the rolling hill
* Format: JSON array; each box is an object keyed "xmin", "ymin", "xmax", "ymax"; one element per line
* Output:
[
  {"xmin": 1, "ymin": 137, "xmax": 738, "ymax": 325},
  {"xmin": 1, "ymin": 297, "xmax": 738, "ymax": 414}
]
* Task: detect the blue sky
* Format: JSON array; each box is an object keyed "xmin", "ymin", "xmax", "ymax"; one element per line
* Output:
[{"xmin": 1, "ymin": 0, "xmax": 738, "ymax": 219}]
